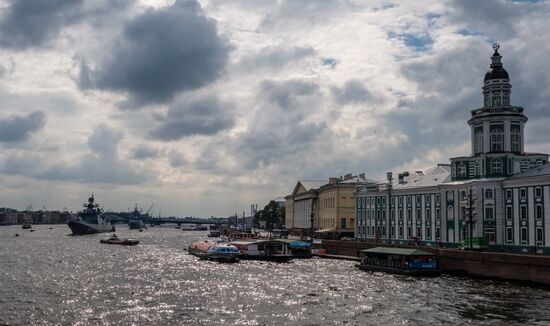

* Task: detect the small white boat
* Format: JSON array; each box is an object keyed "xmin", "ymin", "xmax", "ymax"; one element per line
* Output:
[{"xmin": 187, "ymin": 240, "xmax": 241, "ymax": 262}]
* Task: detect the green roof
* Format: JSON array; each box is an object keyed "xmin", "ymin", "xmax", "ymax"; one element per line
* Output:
[{"xmin": 361, "ymin": 247, "xmax": 435, "ymax": 256}]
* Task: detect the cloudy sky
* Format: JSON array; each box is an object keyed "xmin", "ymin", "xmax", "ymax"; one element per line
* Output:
[{"xmin": 0, "ymin": 0, "xmax": 549, "ymax": 216}]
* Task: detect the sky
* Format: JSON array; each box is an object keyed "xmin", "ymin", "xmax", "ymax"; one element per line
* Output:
[{"xmin": 0, "ymin": 0, "xmax": 549, "ymax": 217}]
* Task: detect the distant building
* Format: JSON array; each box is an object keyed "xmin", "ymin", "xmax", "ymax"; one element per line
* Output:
[
  {"xmin": 355, "ymin": 45, "xmax": 550, "ymax": 253},
  {"xmin": 286, "ymin": 173, "xmax": 377, "ymax": 238}
]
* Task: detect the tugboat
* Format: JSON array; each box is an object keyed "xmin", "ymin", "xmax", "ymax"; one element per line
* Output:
[
  {"xmin": 100, "ymin": 234, "xmax": 139, "ymax": 246},
  {"xmin": 67, "ymin": 195, "xmax": 115, "ymax": 235},
  {"xmin": 128, "ymin": 204, "xmax": 147, "ymax": 230}
]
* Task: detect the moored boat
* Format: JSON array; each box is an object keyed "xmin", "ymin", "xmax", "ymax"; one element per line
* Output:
[
  {"xmin": 229, "ymin": 239, "xmax": 293, "ymax": 262},
  {"xmin": 22, "ymin": 223, "xmax": 31, "ymax": 229},
  {"xmin": 356, "ymin": 247, "xmax": 441, "ymax": 276},
  {"xmin": 187, "ymin": 240, "xmax": 241, "ymax": 262},
  {"xmin": 100, "ymin": 234, "xmax": 139, "ymax": 246},
  {"xmin": 128, "ymin": 204, "xmax": 147, "ymax": 230},
  {"xmin": 67, "ymin": 195, "xmax": 115, "ymax": 235}
]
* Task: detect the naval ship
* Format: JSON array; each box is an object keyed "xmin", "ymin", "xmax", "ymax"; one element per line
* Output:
[
  {"xmin": 67, "ymin": 195, "xmax": 115, "ymax": 235},
  {"xmin": 128, "ymin": 204, "xmax": 147, "ymax": 230}
]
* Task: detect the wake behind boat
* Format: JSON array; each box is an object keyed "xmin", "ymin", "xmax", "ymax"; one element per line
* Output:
[{"xmin": 67, "ymin": 195, "xmax": 115, "ymax": 235}]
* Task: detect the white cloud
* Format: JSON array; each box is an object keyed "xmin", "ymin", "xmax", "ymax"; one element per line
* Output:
[{"xmin": 0, "ymin": 0, "xmax": 549, "ymax": 216}]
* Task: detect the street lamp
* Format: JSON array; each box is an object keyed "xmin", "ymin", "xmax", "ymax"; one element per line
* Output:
[{"xmin": 387, "ymin": 172, "xmax": 393, "ymax": 245}]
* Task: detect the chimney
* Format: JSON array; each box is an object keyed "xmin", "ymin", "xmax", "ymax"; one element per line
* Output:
[
  {"xmin": 344, "ymin": 173, "xmax": 352, "ymax": 180},
  {"xmin": 329, "ymin": 177, "xmax": 339, "ymax": 184}
]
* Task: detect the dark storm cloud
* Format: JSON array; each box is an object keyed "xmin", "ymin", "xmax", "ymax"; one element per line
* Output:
[
  {"xmin": 260, "ymin": 79, "xmax": 319, "ymax": 109},
  {"xmin": 0, "ymin": 111, "xmax": 45, "ymax": 142},
  {"xmin": 149, "ymin": 95, "xmax": 235, "ymax": 141},
  {"xmin": 238, "ymin": 46, "xmax": 314, "ymax": 70},
  {"xmin": 0, "ymin": 0, "xmax": 83, "ymax": 49},
  {"xmin": 130, "ymin": 144, "xmax": 160, "ymax": 160},
  {"xmin": 331, "ymin": 80, "xmax": 372, "ymax": 104},
  {"xmin": 84, "ymin": 0, "xmax": 229, "ymax": 108}
]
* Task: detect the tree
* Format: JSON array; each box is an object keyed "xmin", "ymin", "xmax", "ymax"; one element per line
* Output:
[{"xmin": 261, "ymin": 201, "xmax": 284, "ymax": 230}]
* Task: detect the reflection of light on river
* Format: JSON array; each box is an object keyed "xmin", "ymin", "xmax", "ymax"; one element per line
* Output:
[{"xmin": 1, "ymin": 225, "xmax": 550, "ymax": 325}]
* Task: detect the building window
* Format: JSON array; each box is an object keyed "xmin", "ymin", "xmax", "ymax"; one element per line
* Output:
[
  {"xmin": 416, "ymin": 226, "xmax": 422, "ymax": 238},
  {"xmin": 426, "ymin": 227, "xmax": 431, "ymax": 240},
  {"xmin": 407, "ymin": 227, "xmax": 412, "ymax": 237},
  {"xmin": 537, "ymin": 228, "xmax": 544, "ymax": 245},
  {"xmin": 505, "ymin": 189, "xmax": 512, "ymax": 200},
  {"xmin": 535, "ymin": 187, "xmax": 542, "ymax": 199},
  {"xmin": 458, "ymin": 163, "xmax": 467, "ymax": 178},
  {"xmin": 399, "ymin": 226, "xmax": 404, "ymax": 238},
  {"xmin": 407, "ymin": 196, "xmax": 411, "ymax": 205},
  {"xmin": 484, "ymin": 227, "xmax": 496, "ymax": 244},
  {"xmin": 520, "ymin": 206, "xmax": 527, "ymax": 219},
  {"xmin": 511, "ymin": 128, "xmax": 521, "ymax": 153},
  {"xmin": 490, "ymin": 128, "xmax": 504, "ymax": 152},
  {"xmin": 407, "ymin": 209, "xmax": 412, "ymax": 221},
  {"xmin": 436, "ymin": 208, "xmax": 440, "ymax": 222},
  {"xmin": 416, "ymin": 209, "xmax": 421, "ymax": 220},
  {"xmin": 485, "ymin": 207, "xmax": 494, "ymax": 220},
  {"xmin": 376, "ymin": 197, "xmax": 380, "ymax": 205},
  {"xmin": 461, "ymin": 191, "xmax": 467, "ymax": 201},
  {"xmin": 426, "ymin": 195, "xmax": 430, "ymax": 205},
  {"xmin": 491, "ymin": 159, "xmax": 503, "ymax": 175},
  {"xmin": 416, "ymin": 195, "xmax": 421, "ymax": 204},
  {"xmin": 520, "ymin": 188, "xmax": 527, "ymax": 199},
  {"xmin": 340, "ymin": 218, "xmax": 346, "ymax": 229},
  {"xmin": 426, "ymin": 208, "xmax": 431, "ymax": 220},
  {"xmin": 536, "ymin": 205, "xmax": 543, "ymax": 220},
  {"xmin": 506, "ymin": 206, "xmax": 513, "ymax": 220},
  {"xmin": 436, "ymin": 227, "xmax": 440, "ymax": 240},
  {"xmin": 436, "ymin": 194, "xmax": 440, "ymax": 205},
  {"xmin": 474, "ymin": 130, "xmax": 483, "ymax": 154},
  {"xmin": 398, "ymin": 197, "xmax": 403, "ymax": 205},
  {"xmin": 506, "ymin": 228, "xmax": 513, "ymax": 244},
  {"xmin": 399, "ymin": 209, "xmax": 403, "ymax": 220},
  {"xmin": 391, "ymin": 209, "xmax": 394, "ymax": 219},
  {"xmin": 391, "ymin": 197, "xmax": 395, "ymax": 206},
  {"xmin": 521, "ymin": 228, "xmax": 528, "ymax": 244},
  {"xmin": 485, "ymin": 189, "xmax": 493, "ymax": 199}
]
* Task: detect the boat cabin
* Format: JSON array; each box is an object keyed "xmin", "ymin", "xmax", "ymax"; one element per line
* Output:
[
  {"xmin": 229, "ymin": 239, "xmax": 292, "ymax": 261},
  {"xmin": 358, "ymin": 247, "xmax": 440, "ymax": 276}
]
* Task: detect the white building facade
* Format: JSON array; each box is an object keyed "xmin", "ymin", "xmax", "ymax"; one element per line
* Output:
[{"xmin": 355, "ymin": 45, "xmax": 550, "ymax": 253}]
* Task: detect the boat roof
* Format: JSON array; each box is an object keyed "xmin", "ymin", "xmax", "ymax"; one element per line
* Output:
[
  {"xmin": 229, "ymin": 239, "xmax": 287, "ymax": 245},
  {"xmin": 361, "ymin": 247, "xmax": 435, "ymax": 256}
]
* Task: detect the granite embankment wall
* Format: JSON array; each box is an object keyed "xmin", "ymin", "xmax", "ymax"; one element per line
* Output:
[{"xmin": 323, "ymin": 240, "xmax": 550, "ymax": 285}]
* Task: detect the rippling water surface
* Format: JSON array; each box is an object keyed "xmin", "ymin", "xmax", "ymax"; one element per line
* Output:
[{"xmin": 2, "ymin": 225, "xmax": 550, "ymax": 325}]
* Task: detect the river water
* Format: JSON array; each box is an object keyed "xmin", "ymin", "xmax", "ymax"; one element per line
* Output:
[{"xmin": 1, "ymin": 225, "xmax": 550, "ymax": 325}]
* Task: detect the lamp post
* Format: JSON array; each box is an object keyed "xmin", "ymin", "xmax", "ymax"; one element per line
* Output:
[
  {"xmin": 309, "ymin": 199, "xmax": 315, "ymax": 244},
  {"xmin": 387, "ymin": 172, "xmax": 393, "ymax": 245},
  {"xmin": 468, "ymin": 188, "xmax": 473, "ymax": 250}
]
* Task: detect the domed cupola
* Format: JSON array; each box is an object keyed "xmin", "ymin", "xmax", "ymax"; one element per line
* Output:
[{"xmin": 484, "ymin": 44, "xmax": 509, "ymax": 81}]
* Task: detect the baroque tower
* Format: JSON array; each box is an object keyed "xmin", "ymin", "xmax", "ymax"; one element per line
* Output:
[{"xmin": 450, "ymin": 44, "xmax": 548, "ymax": 181}]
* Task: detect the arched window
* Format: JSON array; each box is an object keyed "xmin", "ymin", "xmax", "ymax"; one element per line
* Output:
[
  {"xmin": 511, "ymin": 128, "xmax": 521, "ymax": 153},
  {"xmin": 474, "ymin": 130, "xmax": 483, "ymax": 154},
  {"xmin": 492, "ymin": 92, "xmax": 500, "ymax": 106},
  {"xmin": 503, "ymin": 91, "xmax": 510, "ymax": 105},
  {"xmin": 458, "ymin": 163, "xmax": 467, "ymax": 178},
  {"xmin": 491, "ymin": 159, "xmax": 503, "ymax": 175},
  {"xmin": 490, "ymin": 128, "xmax": 503, "ymax": 152}
]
